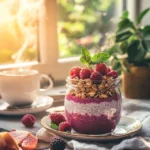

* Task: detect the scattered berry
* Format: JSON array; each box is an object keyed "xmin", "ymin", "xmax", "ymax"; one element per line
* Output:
[
  {"xmin": 59, "ymin": 121, "xmax": 72, "ymax": 132},
  {"xmin": 79, "ymin": 68, "xmax": 91, "ymax": 79},
  {"xmin": 90, "ymin": 71, "xmax": 103, "ymax": 81},
  {"xmin": 69, "ymin": 67, "xmax": 81, "ymax": 78},
  {"xmin": 107, "ymin": 70, "xmax": 118, "ymax": 78},
  {"xmin": 96, "ymin": 63, "xmax": 107, "ymax": 75},
  {"xmin": 50, "ymin": 113, "xmax": 66, "ymax": 125},
  {"xmin": 107, "ymin": 67, "xmax": 111, "ymax": 73},
  {"xmin": 50, "ymin": 136, "xmax": 65, "ymax": 150},
  {"xmin": 21, "ymin": 114, "xmax": 36, "ymax": 127}
]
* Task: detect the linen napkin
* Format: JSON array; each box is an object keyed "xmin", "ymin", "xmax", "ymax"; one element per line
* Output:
[{"xmin": 37, "ymin": 99, "xmax": 150, "ymax": 150}]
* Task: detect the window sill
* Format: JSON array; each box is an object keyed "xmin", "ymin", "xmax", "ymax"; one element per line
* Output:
[
  {"xmin": 0, "ymin": 61, "xmax": 38, "ymax": 70},
  {"xmin": 58, "ymin": 56, "xmax": 80, "ymax": 63}
]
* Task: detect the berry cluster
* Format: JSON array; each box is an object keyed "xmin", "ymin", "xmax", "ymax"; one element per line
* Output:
[
  {"xmin": 49, "ymin": 113, "xmax": 72, "ymax": 132},
  {"xmin": 69, "ymin": 63, "xmax": 118, "ymax": 81},
  {"xmin": 68, "ymin": 63, "xmax": 118, "ymax": 99}
]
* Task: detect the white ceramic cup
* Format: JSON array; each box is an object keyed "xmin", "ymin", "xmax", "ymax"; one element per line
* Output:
[{"xmin": 0, "ymin": 69, "xmax": 53, "ymax": 106}]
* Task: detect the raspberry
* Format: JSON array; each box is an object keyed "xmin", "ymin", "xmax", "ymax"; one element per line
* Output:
[
  {"xmin": 107, "ymin": 67, "xmax": 111, "ymax": 73},
  {"xmin": 50, "ymin": 113, "xmax": 66, "ymax": 125},
  {"xmin": 95, "ymin": 63, "xmax": 107, "ymax": 75},
  {"xmin": 90, "ymin": 71, "xmax": 103, "ymax": 81},
  {"xmin": 107, "ymin": 70, "xmax": 118, "ymax": 78},
  {"xmin": 90, "ymin": 69, "xmax": 94, "ymax": 73},
  {"xmin": 21, "ymin": 114, "xmax": 36, "ymax": 127},
  {"xmin": 50, "ymin": 136, "xmax": 65, "ymax": 150},
  {"xmin": 59, "ymin": 121, "xmax": 72, "ymax": 132},
  {"xmin": 79, "ymin": 68, "xmax": 91, "ymax": 79},
  {"xmin": 69, "ymin": 67, "xmax": 81, "ymax": 78}
]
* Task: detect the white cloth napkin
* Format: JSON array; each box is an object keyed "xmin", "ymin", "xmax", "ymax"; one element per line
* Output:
[{"xmin": 37, "ymin": 99, "xmax": 150, "ymax": 150}]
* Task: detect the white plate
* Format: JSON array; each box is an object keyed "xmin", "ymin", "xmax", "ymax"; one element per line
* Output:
[
  {"xmin": 0, "ymin": 96, "xmax": 53, "ymax": 115},
  {"xmin": 41, "ymin": 116, "xmax": 142, "ymax": 141}
]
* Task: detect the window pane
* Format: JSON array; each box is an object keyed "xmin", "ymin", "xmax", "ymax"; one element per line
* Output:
[
  {"xmin": 57, "ymin": 0, "xmax": 121, "ymax": 58},
  {"xmin": 0, "ymin": 0, "xmax": 42, "ymax": 65}
]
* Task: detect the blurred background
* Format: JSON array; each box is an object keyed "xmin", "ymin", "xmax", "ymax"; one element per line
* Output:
[
  {"xmin": 0, "ymin": 0, "xmax": 150, "ymax": 82},
  {"xmin": 0, "ymin": 0, "xmax": 120, "ymax": 64}
]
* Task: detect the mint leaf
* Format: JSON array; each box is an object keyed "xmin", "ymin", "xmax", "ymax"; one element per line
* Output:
[
  {"xmin": 80, "ymin": 56, "xmax": 89, "ymax": 65},
  {"xmin": 80, "ymin": 47, "xmax": 91, "ymax": 66},
  {"xmin": 51, "ymin": 122, "xmax": 58, "ymax": 130},
  {"xmin": 91, "ymin": 52, "xmax": 110, "ymax": 64}
]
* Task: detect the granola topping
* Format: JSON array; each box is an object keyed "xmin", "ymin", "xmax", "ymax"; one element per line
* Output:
[{"xmin": 67, "ymin": 76, "xmax": 117, "ymax": 99}]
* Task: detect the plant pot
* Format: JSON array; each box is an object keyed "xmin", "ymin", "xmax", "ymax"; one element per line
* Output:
[{"xmin": 123, "ymin": 66, "xmax": 150, "ymax": 99}]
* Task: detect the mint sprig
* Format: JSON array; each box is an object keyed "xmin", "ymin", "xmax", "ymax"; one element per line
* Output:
[
  {"xmin": 91, "ymin": 52, "xmax": 110, "ymax": 64},
  {"xmin": 80, "ymin": 47, "xmax": 110, "ymax": 66},
  {"xmin": 80, "ymin": 47, "xmax": 92, "ymax": 66},
  {"xmin": 51, "ymin": 122, "xmax": 58, "ymax": 130}
]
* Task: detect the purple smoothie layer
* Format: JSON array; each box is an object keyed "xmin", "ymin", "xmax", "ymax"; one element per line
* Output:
[
  {"xmin": 66, "ymin": 94, "xmax": 121, "ymax": 104},
  {"xmin": 66, "ymin": 110, "xmax": 120, "ymax": 134}
]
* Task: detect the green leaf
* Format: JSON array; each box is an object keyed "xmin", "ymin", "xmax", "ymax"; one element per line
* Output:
[
  {"xmin": 117, "ymin": 18, "xmax": 135, "ymax": 31},
  {"xmin": 140, "ymin": 25, "xmax": 150, "ymax": 37},
  {"xmin": 91, "ymin": 52, "xmax": 110, "ymax": 64},
  {"xmin": 116, "ymin": 29, "xmax": 132, "ymax": 42},
  {"xmin": 120, "ymin": 41, "xmax": 128, "ymax": 54},
  {"xmin": 137, "ymin": 8, "xmax": 150, "ymax": 24},
  {"xmin": 80, "ymin": 47, "xmax": 91, "ymax": 65},
  {"xmin": 142, "ymin": 25, "xmax": 150, "ymax": 34},
  {"xmin": 143, "ymin": 38, "xmax": 150, "ymax": 51},
  {"xmin": 107, "ymin": 45, "xmax": 118, "ymax": 55},
  {"xmin": 127, "ymin": 40, "xmax": 146, "ymax": 62},
  {"xmin": 80, "ymin": 56, "xmax": 89, "ymax": 65},
  {"xmin": 112, "ymin": 60, "xmax": 122, "ymax": 75},
  {"xmin": 51, "ymin": 122, "xmax": 58, "ymax": 130},
  {"xmin": 121, "ymin": 10, "xmax": 129, "ymax": 19}
]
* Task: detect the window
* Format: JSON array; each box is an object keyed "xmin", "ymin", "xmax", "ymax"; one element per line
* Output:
[
  {"xmin": 0, "ymin": 0, "xmax": 42, "ymax": 66},
  {"xmin": 0, "ymin": 0, "xmax": 125, "ymax": 81},
  {"xmin": 38, "ymin": 0, "xmax": 123, "ymax": 81},
  {"xmin": 57, "ymin": 0, "xmax": 121, "ymax": 58}
]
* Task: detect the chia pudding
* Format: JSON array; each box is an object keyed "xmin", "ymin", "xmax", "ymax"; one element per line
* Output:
[
  {"xmin": 65, "ymin": 93, "xmax": 121, "ymax": 134},
  {"xmin": 65, "ymin": 62, "xmax": 122, "ymax": 134}
]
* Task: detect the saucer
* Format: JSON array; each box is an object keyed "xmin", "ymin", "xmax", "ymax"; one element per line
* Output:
[
  {"xmin": 0, "ymin": 96, "xmax": 54, "ymax": 115},
  {"xmin": 41, "ymin": 116, "xmax": 142, "ymax": 141}
]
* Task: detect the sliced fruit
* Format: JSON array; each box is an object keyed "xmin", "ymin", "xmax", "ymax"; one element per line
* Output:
[
  {"xmin": 21, "ymin": 133, "xmax": 38, "ymax": 150},
  {"xmin": 0, "ymin": 133, "xmax": 6, "ymax": 149},
  {"xmin": 10, "ymin": 131, "xmax": 30, "ymax": 144},
  {"xmin": 1, "ymin": 132, "xmax": 20, "ymax": 150}
]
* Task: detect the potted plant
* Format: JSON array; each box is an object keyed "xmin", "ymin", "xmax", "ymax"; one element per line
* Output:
[{"xmin": 108, "ymin": 8, "xmax": 150, "ymax": 99}]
